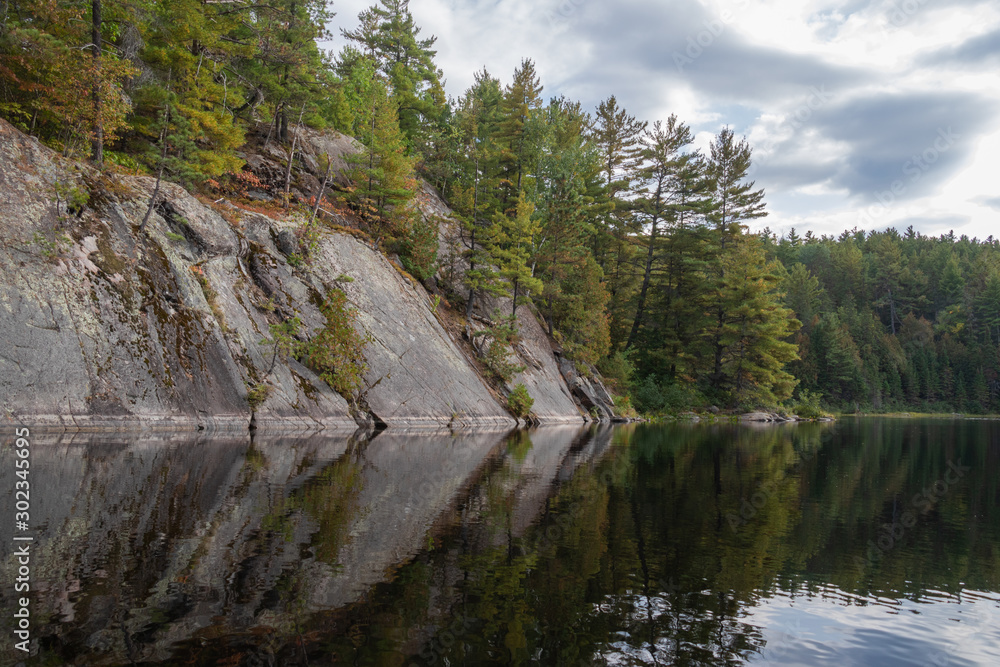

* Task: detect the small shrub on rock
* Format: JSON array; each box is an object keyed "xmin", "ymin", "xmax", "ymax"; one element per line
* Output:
[
  {"xmin": 302, "ymin": 289, "xmax": 370, "ymax": 399},
  {"xmin": 246, "ymin": 382, "xmax": 272, "ymax": 411},
  {"xmin": 507, "ymin": 383, "xmax": 534, "ymax": 419}
]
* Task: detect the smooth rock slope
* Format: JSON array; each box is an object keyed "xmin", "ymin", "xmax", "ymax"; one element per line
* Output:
[{"xmin": 0, "ymin": 119, "xmax": 601, "ymax": 430}]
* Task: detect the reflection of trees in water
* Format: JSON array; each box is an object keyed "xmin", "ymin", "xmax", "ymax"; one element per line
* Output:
[
  {"xmin": 180, "ymin": 420, "xmax": 1000, "ymax": 665},
  {"xmin": 588, "ymin": 590, "xmax": 765, "ymax": 665},
  {"xmin": 255, "ymin": 440, "xmax": 366, "ymax": 568},
  {"xmin": 10, "ymin": 421, "xmax": 998, "ymax": 666}
]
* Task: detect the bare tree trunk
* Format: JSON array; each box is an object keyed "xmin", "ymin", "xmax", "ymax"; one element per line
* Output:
[
  {"xmin": 140, "ymin": 162, "xmax": 165, "ymax": 234},
  {"xmin": 511, "ymin": 277, "xmax": 520, "ymax": 319},
  {"xmin": 283, "ymin": 103, "xmax": 307, "ymax": 208},
  {"xmin": 263, "ymin": 102, "xmax": 280, "ymax": 148},
  {"xmin": 91, "ymin": 0, "xmax": 103, "ymax": 165},
  {"xmin": 626, "ymin": 196, "xmax": 662, "ymax": 349},
  {"xmin": 309, "ymin": 154, "xmax": 333, "ymax": 224},
  {"xmin": 140, "ymin": 107, "xmax": 170, "ymax": 233}
]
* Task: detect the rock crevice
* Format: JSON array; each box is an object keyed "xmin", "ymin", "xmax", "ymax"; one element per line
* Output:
[{"xmin": 0, "ymin": 119, "xmax": 611, "ymax": 430}]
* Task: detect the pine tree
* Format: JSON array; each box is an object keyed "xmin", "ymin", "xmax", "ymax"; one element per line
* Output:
[
  {"xmin": 701, "ymin": 127, "xmax": 770, "ymax": 394},
  {"xmin": 346, "ymin": 76, "xmax": 416, "ymax": 243},
  {"xmin": 784, "ymin": 263, "xmax": 824, "ymax": 329},
  {"xmin": 448, "ymin": 69, "xmax": 505, "ymax": 317},
  {"xmin": 589, "ymin": 96, "xmax": 646, "ymax": 339},
  {"xmin": 938, "ymin": 254, "xmax": 965, "ymax": 308},
  {"xmin": 635, "ymin": 152, "xmax": 715, "ymax": 380},
  {"xmin": 496, "ymin": 58, "xmax": 545, "ymax": 206},
  {"xmin": 706, "ymin": 127, "xmax": 766, "ymax": 243},
  {"xmin": 492, "ymin": 193, "xmax": 543, "ymax": 318},
  {"xmin": 342, "ymin": 0, "xmax": 446, "ymax": 149},
  {"xmin": 975, "ymin": 271, "xmax": 1000, "ymax": 346},
  {"xmin": 700, "ymin": 235, "xmax": 800, "ymax": 406},
  {"xmin": 535, "ymin": 98, "xmax": 603, "ymax": 333},
  {"xmin": 626, "ymin": 115, "xmax": 697, "ymax": 350}
]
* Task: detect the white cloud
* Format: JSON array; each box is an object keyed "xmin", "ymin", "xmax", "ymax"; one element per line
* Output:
[{"xmin": 323, "ymin": 0, "xmax": 1000, "ymax": 240}]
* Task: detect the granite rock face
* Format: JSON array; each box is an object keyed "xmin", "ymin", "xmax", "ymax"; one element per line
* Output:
[
  {"xmin": 0, "ymin": 119, "xmax": 542, "ymax": 429},
  {"xmin": 0, "ymin": 117, "xmax": 614, "ymax": 429},
  {"xmin": 424, "ymin": 181, "xmax": 619, "ymax": 423},
  {"xmin": 0, "ymin": 122, "xmax": 258, "ymax": 430}
]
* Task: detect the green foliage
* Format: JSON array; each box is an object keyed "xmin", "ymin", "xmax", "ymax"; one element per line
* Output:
[
  {"xmin": 496, "ymin": 58, "xmax": 546, "ymax": 202},
  {"xmin": 53, "ymin": 180, "xmax": 90, "ymax": 217},
  {"xmin": 789, "ymin": 389, "xmax": 827, "ymax": 420},
  {"xmin": 32, "ymin": 231, "xmax": 72, "ymax": 260},
  {"xmin": 105, "ymin": 150, "xmax": 144, "ymax": 174},
  {"xmin": 341, "ymin": 0, "xmax": 446, "ymax": 149},
  {"xmin": 400, "ymin": 213, "xmax": 439, "ymax": 281},
  {"xmin": 246, "ymin": 382, "xmax": 273, "ymax": 411},
  {"xmin": 262, "ymin": 316, "xmax": 304, "ymax": 374},
  {"xmin": 302, "ymin": 289, "xmax": 370, "ymax": 399},
  {"xmin": 612, "ymin": 394, "xmax": 639, "ymax": 419},
  {"xmin": 165, "ymin": 231, "xmax": 185, "ymax": 242},
  {"xmin": 507, "ymin": 383, "xmax": 534, "ymax": 419},
  {"xmin": 702, "ymin": 235, "xmax": 801, "ymax": 406},
  {"xmin": 491, "ymin": 193, "xmax": 543, "ymax": 317},
  {"xmin": 344, "ymin": 75, "xmax": 417, "ymax": 243},
  {"xmin": 598, "ymin": 350, "xmax": 635, "ymax": 395},
  {"xmin": 477, "ymin": 316, "xmax": 526, "ymax": 383},
  {"xmin": 631, "ymin": 375, "xmax": 703, "ymax": 415}
]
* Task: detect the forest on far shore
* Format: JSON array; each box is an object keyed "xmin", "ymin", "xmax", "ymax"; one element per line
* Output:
[{"xmin": 2, "ymin": 0, "xmax": 998, "ymax": 416}]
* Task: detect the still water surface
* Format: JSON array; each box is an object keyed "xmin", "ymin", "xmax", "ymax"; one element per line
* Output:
[{"xmin": 1, "ymin": 419, "xmax": 999, "ymax": 665}]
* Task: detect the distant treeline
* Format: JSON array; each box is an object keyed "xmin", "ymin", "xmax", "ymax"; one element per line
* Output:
[
  {"xmin": 763, "ymin": 228, "xmax": 1000, "ymax": 415},
  {"xmin": 2, "ymin": 1, "xmax": 996, "ymax": 413}
]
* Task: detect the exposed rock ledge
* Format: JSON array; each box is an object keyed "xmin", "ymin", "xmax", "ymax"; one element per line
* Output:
[
  {"xmin": 738, "ymin": 412, "xmax": 834, "ymax": 423},
  {"xmin": 0, "ymin": 119, "xmax": 617, "ymax": 431}
]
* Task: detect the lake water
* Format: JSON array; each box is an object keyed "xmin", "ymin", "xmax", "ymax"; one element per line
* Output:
[{"xmin": 1, "ymin": 419, "xmax": 999, "ymax": 665}]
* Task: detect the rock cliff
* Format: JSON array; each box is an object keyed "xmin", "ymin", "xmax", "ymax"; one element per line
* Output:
[{"xmin": 0, "ymin": 119, "xmax": 617, "ymax": 430}]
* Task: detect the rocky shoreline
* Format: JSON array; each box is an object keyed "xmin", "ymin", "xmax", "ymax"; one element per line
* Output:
[{"xmin": 0, "ymin": 119, "xmax": 622, "ymax": 432}]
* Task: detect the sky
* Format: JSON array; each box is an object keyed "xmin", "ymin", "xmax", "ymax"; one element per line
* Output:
[{"xmin": 322, "ymin": 0, "xmax": 1000, "ymax": 241}]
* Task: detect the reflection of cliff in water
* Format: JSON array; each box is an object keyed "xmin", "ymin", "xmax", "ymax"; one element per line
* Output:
[
  {"xmin": 0, "ymin": 426, "xmax": 603, "ymax": 665},
  {"xmin": 1, "ymin": 420, "xmax": 998, "ymax": 665},
  {"xmin": 289, "ymin": 420, "xmax": 1000, "ymax": 666},
  {"xmin": 0, "ymin": 428, "xmax": 506, "ymax": 664}
]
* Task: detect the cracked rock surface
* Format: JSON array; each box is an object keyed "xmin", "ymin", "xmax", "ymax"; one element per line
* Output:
[{"xmin": 0, "ymin": 118, "xmax": 549, "ymax": 430}]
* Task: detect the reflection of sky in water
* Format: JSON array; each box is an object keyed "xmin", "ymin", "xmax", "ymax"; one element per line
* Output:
[
  {"xmin": 595, "ymin": 586, "xmax": 1000, "ymax": 666},
  {"xmin": 748, "ymin": 586, "xmax": 1000, "ymax": 666}
]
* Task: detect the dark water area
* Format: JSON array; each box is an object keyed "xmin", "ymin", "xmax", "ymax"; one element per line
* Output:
[{"xmin": 1, "ymin": 419, "xmax": 999, "ymax": 666}]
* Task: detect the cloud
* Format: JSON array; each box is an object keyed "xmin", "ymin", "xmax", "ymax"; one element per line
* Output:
[
  {"xmin": 975, "ymin": 195, "xmax": 1000, "ymax": 210},
  {"xmin": 324, "ymin": 0, "xmax": 1000, "ymax": 239},
  {"xmin": 561, "ymin": 0, "xmax": 871, "ymax": 109},
  {"xmin": 921, "ymin": 27, "xmax": 1000, "ymax": 65},
  {"xmin": 753, "ymin": 91, "xmax": 995, "ymax": 202}
]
